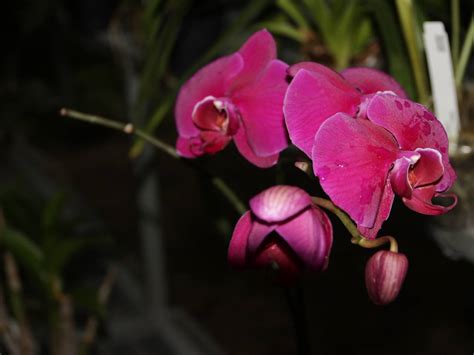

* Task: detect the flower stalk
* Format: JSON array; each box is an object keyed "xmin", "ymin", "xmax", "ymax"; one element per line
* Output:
[{"xmin": 60, "ymin": 108, "xmax": 246, "ymax": 215}]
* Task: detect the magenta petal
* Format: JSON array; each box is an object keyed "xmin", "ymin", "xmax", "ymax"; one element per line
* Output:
[
  {"xmin": 366, "ymin": 93, "xmax": 455, "ymax": 191},
  {"xmin": 284, "ymin": 69, "xmax": 360, "ymax": 157},
  {"xmin": 402, "ymin": 186, "xmax": 458, "ymax": 215},
  {"xmin": 176, "ymin": 136, "xmax": 203, "ymax": 158},
  {"xmin": 412, "ymin": 148, "xmax": 444, "ymax": 187},
  {"xmin": 358, "ymin": 179, "xmax": 395, "ymax": 240},
  {"xmin": 175, "ymin": 53, "xmax": 244, "ymax": 138},
  {"xmin": 341, "ymin": 67, "xmax": 408, "ymax": 98},
  {"xmin": 228, "ymin": 211, "xmax": 252, "ymax": 268},
  {"xmin": 246, "ymin": 219, "xmax": 275, "ymax": 254},
  {"xmin": 287, "ymin": 62, "xmax": 344, "ymax": 82},
  {"xmin": 233, "ymin": 128, "xmax": 279, "ymax": 168},
  {"xmin": 390, "ymin": 153, "xmax": 420, "ymax": 198},
  {"xmin": 231, "ymin": 59, "xmax": 289, "ymax": 156},
  {"xmin": 231, "ymin": 29, "xmax": 277, "ymax": 90},
  {"xmin": 250, "ymin": 185, "xmax": 312, "ymax": 223},
  {"xmin": 276, "ymin": 207, "xmax": 333, "ymax": 271},
  {"xmin": 313, "ymin": 113, "xmax": 399, "ymax": 228}
]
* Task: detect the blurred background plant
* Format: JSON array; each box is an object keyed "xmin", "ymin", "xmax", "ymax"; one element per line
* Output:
[{"xmin": 1, "ymin": 0, "xmax": 474, "ymax": 354}]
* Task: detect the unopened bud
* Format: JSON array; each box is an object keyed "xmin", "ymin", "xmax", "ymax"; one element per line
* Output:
[{"xmin": 365, "ymin": 250, "xmax": 408, "ymax": 305}]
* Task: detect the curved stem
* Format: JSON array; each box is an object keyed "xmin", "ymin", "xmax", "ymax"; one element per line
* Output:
[
  {"xmin": 60, "ymin": 108, "xmax": 246, "ymax": 215},
  {"xmin": 354, "ymin": 235, "xmax": 399, "ymax": 253},
  {"xmin": 312, "ymin": 197, "xmax": 399, "ymax": 252},
  {"xmin": 312, "ymin": 197, "xmax": 363, "ymax": 239}
]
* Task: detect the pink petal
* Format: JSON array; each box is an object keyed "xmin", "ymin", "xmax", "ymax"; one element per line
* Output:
[
  {"xmin": 233, "ymin": 127, "xmax": 279, "ymax": 168},
  {"xmin": 231, "ymin": 59, "xmax": 289, "ymax": 156},
  {"xmin": 366, "ymin": 93, "xmax": 455, "ymax": 191},
  {"xmin": 192, "ymin": 96, "xmax": 239, "ymax": 134},
  {"xmin": 287, "ymin": 61, "xmax": 344, "ymax": 81},
  {"xmin": 230, "ymin": 29, "xmax": 277, "ymax": 90},
  {"xmin": 275, "ymin": 207, "xmax": 333, "ymax": 271},
  {"xmin": 176, "ymin": 136, "xmax": 203, "ymax": 158},
  {"xmin": 411, "ymin": 148, "xmax": 444, "ymax": 187},
  {"xmin": 358, "ymin": 179, "xmax": 395, "ymax": 240},
  {"xmin": 390, "ymin": 153, "xmax": 421, "ymax": 198},
  {"xmin": 249, "ymin": 185, "xmax": 312, "ymax": 223},
  {"xmin": 313, "ymin": 113, "xmax": 399, "ymax": 229},
  {"xmin": 246, "ymin": 219, "xmax": 276, "ymax": 254},
  {"xmin": 341, "ymin": 67, "xmax": 408, "ymax": 98},
  {"xmin": 175, "ymin": 53, "xmax": 244, "ymax": 138},
  {"xmin": 402, "ymin": 186, "xmax": 457, "ymax": 215},
  {"xmin": 228, "ymin": 211, "xmax": 252, "ymax": 268},
  {"xmin": 284, "ymin": 69, "xmax": 360, "ymax": 157}
]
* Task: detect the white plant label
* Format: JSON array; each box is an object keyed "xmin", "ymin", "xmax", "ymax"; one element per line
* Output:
[{"xmin": 423, "ymin": 21, "xmax": 460, "ymax": 150}]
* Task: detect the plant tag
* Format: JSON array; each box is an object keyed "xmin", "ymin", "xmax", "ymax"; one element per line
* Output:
[{"xmin": 423, "ymin": 21, "xmax": 460, "ymax": 150}]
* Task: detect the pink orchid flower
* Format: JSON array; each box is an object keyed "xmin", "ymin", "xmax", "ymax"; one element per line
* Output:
[
  {"xmin": 228, "ymin": 185, "xmax": 333, "ymax": 282},
  {"xmin": 312, "ymin": 93, "xmax": 457, "ymax": 239},
  {"xmin": 175, "ymin": 29, "xmax": 289, "ymax": 168},
  {"xmin": 284, "ymin": 62, "xmax": 407, "ymax": 157}
]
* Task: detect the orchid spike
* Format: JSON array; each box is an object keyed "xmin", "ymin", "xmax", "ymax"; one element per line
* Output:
[
  {"xmin": 228, "ymin": 185, "xmax": 333, "ymax": 283},
  {"xmin": 175, "ymin": 29, "xmax": 289, "ymax": 168}
]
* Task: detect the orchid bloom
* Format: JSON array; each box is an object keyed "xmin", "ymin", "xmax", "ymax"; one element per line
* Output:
[
  {"xmin": 228, "ymin": 185, "xmax": 333, "ymax": 282},
  {"xmin": 365, "ymin": 250, "xmax": 409, "ymax": 305},
  {"xmin": 312, "ymin": 93, "xmax": 457, "ymax": 239},
  {"xmin": 175, "ymin": 29, "xmax": 289, "ymax": 168},
  {"xmin": 284, "ymin": 63, "xmax": 407, "ymax": 157}
]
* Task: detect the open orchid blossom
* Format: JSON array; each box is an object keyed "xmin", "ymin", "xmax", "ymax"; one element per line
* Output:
[
  {"xmin": 312, "ymin": 93, "xmax": 457, "ymax": 239},
  {"xmin": 175, "ymin": 29, "xmax": 289, "ymax": 168},
  {"xmin": 228, "ymin": 185, "xmax": 333, "ymax": 282},
  {"xmin": 284, "ymin": 62, "xmax": 407, "ymax": 157}
]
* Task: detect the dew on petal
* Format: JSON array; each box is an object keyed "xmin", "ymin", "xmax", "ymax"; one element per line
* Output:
[
  {"xmin": 404, "ymin": 101, "xmax": 411, "ymax": 108},
  {"xmin": 422, "ymin": 122, "xmax": 431, "ymax": 136},
  {"xmin": 395, "ymin": 100, "xmax": 403, "ymax": 110}
]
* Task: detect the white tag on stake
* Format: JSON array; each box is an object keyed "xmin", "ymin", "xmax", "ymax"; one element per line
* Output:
[{"xmin": 423, "ymin": 21, "xmax": 460, "ymax": 151}]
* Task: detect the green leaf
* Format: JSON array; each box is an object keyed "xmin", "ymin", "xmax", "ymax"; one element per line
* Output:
[
  {"xmin": 277, "ymin": 0, "xmax": 309, "ymax": 29},
  {"xmin": 0, "ymin": 227, "xmax": 45, "ymax": 282},
  {"xmin": 367, "ymin": 0, "xmax": 416, "ymax": 99}
]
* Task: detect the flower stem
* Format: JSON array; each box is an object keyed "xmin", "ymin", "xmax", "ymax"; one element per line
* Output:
[
  {"xmin": 312, "ymin": 197, "xmax": 399, "ymax": 252},
  {"xmin": 312, "ymin": 197, "xmax": 363, "ymax": 239},
  {"xmin": 60, "ymin": 108, "xmax": 246, "ymax": 215},
  {"xmin": 354, "ymin": 235, "xmax": 399, "ymax": 253}
]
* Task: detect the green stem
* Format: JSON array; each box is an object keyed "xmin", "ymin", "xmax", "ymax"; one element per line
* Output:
[
  {"xmin": 455, "ymin": 15, "xmax": 474, "ymax": 87},
  {"xmin": 312, "ymin": 197, "xmax": 363, "ymax": 240},
  {"xmin": 451, "ymin": 0, "xmax": 460, "ymax": 72},
  {"xmin": 355, "ymin": 235, "xmax": 399, "ymax": 253},
  {"xmin": 60, "ymin": 108, "xmax": 246, "ymax": 215},
  {"xmin": 312, "ymin": 197, "xmax": 399, "ymax": 252}
]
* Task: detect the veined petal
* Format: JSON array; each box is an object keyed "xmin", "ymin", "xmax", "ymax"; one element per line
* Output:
[
  {"xmin": 231, "ymin": 59, "xmax": 289, "ymax": 156},
  {"xmin": 175, "ymin": 53, "xmax": 244, "ymax": 138},
  {"xmin": 276, "ymin": 207, "xmax": 333, "ymax": 271},
  {"xmin": 366, "ymin": 93, "xmax": 455, "ymax": 191},
  {"xmin": 233, "ymin": 128, "xmax": 279, "ymax": 168},
  {"xmin": 249, "ymin": 185, "xmax": 313, "ymax": 223},
  {"xmin": 402, "ymin": 186, "xmax": 457, "ymax": 215},
  {"xmin": 313, "ymin": 113, "xmax": 399, "ymax": 229},
  {"xmin": 247, "ymin": 219, "xmax": 276, "ymax": 254},
  {"xmin": 284, "ymin": 69, "xmax": 360, "ymax": 157},
  {"xmin": 228, "ymin": 211, "xmax": 252, "ymax": 268},
  {"xmin": 231, "ymin": 29, "xmax": 277, "ymax": 90},
  {"xmin": 341, "ymin": 67, "xmax": 408, "ymax": 98}
]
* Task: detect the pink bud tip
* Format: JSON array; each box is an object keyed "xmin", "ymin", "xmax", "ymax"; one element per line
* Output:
[{"xmin": 365, "ymin": 250, "xmax": 409, "ymax": 305}]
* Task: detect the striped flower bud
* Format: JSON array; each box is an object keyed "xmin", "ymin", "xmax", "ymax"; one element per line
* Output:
[{"xmin": 365, "ymin": 250, "xmax": 409, "ymax": 305}]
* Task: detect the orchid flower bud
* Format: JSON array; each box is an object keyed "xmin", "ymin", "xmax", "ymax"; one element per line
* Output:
[{"xmin": 365, "ymin": 250, "xmax": 409, "ymax": 305}]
